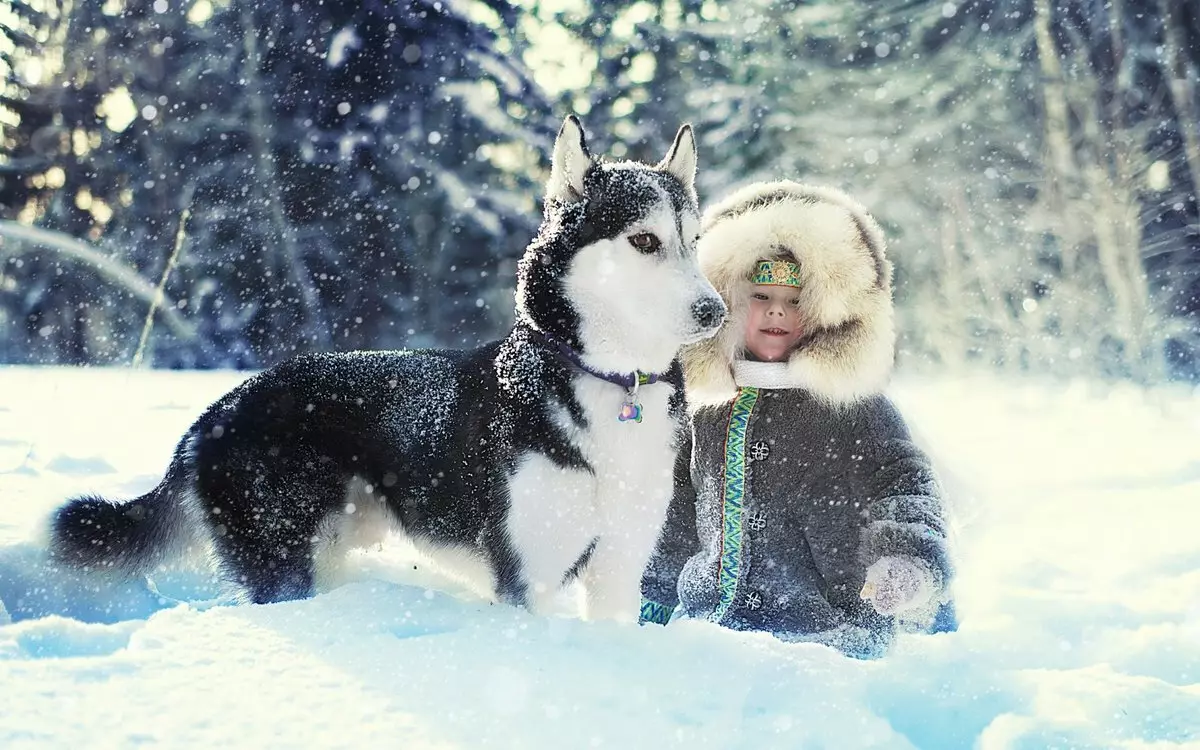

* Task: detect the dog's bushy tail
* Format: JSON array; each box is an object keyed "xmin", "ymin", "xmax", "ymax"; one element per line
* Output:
[{"xmin": 49, "ymin": 461, "xmax": 194, "ymax": 577}]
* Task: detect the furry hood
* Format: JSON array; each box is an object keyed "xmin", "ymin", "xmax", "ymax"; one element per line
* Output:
[{"xmin": 684, "ymin": 181, "xmax": 895, "ymax": 406}]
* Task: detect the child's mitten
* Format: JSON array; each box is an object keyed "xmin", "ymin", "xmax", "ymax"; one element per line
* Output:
[{"xmin": 860, "ymin": 555, "xmax": 937, "ymax": 616}]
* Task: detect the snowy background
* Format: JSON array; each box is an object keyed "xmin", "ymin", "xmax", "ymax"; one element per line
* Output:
[{"xmin": 2, "ymin": 367, "xmax": 1198, "ymax": 748}]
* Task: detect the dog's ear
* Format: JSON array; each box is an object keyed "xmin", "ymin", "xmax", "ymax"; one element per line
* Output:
[
  {"xmin": 660, "ymin": 124, "xmax": 697, "ymax": 193},
  {"xmin": 546, "ymin": 115, "xmax": 592, "ymax": 205}
]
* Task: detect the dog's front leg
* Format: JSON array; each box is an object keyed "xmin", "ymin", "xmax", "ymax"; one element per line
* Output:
[
  {"xmin": 582, "ymin": 517, "xmax": 666, "ymax": 623},
  {"xmin": 582, "ymin": 472, "xmax": 673, "ymax": 622},
  {"xmin": 503, "ymin": 453, "xmax": 597, "ymax": 616},
  {"xmin": 580, "ymin": 540, "xmax": 648, "ymax": 622}
]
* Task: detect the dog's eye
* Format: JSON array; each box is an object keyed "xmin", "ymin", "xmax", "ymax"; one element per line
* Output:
[{"xmin": 628, "ymin": 233, "xmax": 661, "ymax": 253}]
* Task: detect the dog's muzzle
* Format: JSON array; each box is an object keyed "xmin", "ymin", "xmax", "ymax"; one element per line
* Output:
[{"xmin": 691, "ymin": 296, "xmax": 727, "ymax": 332}]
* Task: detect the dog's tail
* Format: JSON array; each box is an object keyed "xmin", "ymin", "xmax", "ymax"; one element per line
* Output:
[{"xmin": 49, "ymin": 454, "xmax": 197, "ymax": 577}]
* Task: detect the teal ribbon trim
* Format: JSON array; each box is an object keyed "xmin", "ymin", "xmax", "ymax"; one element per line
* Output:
[
  {"xmin": 711, "ymin": 386, "xmax": 759, "ymax": 623},
  {"xmin": 639, "ymin": 598, "xmax": 675, "ymax": 626}
]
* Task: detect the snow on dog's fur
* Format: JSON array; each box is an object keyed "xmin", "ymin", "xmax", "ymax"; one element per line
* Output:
[{"xmin": 47, "ymin": 116, "xmax": 725, "ymax": 622}]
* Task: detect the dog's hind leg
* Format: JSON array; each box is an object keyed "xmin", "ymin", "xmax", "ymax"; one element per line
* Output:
[
  {"xmin": 198, "ymin": 458, "xmax": 345, "ymax": 604},
  {"xmin": 231, "ymin": 549, "xmax": 315, "ymax": 604},
  {"xmin": 210, "ymin": 509, "xmax": 321, "ymax": 604},
  {"xmin": 310, "ymin": 477, "xmax": 396, "ymax": 593}
]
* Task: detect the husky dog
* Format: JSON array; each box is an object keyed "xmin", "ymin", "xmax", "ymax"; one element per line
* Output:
[{"xmin": 49, "ymin": 116, "xmax": 726, "ymax": 622}]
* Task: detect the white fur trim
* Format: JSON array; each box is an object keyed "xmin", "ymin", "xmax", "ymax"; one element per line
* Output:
[
  {"xmin": 732, "ymin": 360, "xmax": 802, "ymax": 389},
  {"xmin": 686, "ymin": 181, "xmax": 895, "ymax": 406}
]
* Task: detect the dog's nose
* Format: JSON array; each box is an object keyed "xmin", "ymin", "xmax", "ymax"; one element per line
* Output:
[{"xmin": 691, "ymin": 296, "xmax": 727, "ymax": 330}]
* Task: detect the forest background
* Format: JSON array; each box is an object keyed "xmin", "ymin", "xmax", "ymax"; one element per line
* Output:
[{"xmin": 1, "ymin": 0, "xmax": 1197, "ymax": 385}]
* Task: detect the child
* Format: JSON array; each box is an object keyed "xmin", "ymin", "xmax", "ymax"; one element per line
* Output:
[{"xmin": 640, "ymin": 181, "xmax": 956, "ymax": 658}]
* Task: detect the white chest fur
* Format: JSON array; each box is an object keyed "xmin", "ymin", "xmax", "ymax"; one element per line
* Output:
[
  {"xmin": 503, "ymin": 375, "xmax": 678, "ymax": 621},
  {"xmin": 568, "ymin": 377, "xmax": 677, "ymax": 520}
]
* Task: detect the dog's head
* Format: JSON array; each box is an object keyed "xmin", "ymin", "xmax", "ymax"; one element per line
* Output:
[{"xmin": 516, "ymin": 116, "xmax": 725, "ymax": 374}]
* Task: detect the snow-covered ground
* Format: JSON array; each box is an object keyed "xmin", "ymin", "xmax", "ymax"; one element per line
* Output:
[{"xmin": 1, "ymin": 366, "xmax": 1198, "ymax": 749}]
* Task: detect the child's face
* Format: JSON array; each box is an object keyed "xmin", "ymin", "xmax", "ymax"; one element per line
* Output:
[{"xmin": 742, "ymin": 285, "xmax": 804, "ymax": 362}]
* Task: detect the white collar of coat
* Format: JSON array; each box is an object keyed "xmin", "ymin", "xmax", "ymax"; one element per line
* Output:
[{"xmin": 731, "ymin": 359, "xmax": 806, "ymax": 389}]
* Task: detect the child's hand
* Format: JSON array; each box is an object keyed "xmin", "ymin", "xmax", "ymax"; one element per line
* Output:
[{"xmin": 860, "ymin": 556, "xmax": 936, "ymax": 616}]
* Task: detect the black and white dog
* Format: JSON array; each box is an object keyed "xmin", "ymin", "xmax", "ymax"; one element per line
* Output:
[{"xmin": 49, "ymin": 116, "xmax": 725, "ymax": 622}]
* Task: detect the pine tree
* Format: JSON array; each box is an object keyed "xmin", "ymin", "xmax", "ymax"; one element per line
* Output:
[
  {"xmin": 1, "ymin": 0, "xmax": 553, "ymax": 367},
  {"xmin": 522, "ymin": 1, "xmax": 724, "ymax": 180}
]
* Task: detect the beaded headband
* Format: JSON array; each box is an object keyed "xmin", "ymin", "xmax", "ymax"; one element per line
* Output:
[{"xmin": 750, "ymin": 260, "xmax": 802, "ymax": 288}]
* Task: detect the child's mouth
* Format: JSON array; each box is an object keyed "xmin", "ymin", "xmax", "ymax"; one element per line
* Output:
[{"xmin": 761, "ymin": 328, "xmax": 790, "ymax": 337}]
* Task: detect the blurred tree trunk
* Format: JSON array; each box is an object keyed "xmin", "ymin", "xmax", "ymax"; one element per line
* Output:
[
  {"xmin": 1159, "ymin": 0, "xmax": 1200, "ymax": 198},
  {"xmin": 238, "ymin": 3, "xmax": 329, "ymax": 351},
  {"xmin": 1033, "ymin": 0, "xmax": 1162, "ymax": 380}
]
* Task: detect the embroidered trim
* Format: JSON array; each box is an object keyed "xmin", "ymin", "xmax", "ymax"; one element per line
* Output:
[
  {"xmin": 712, "ymin": 386, "xmax": 759, "ymax": 623},
  {"xmin": 639, "ymin": 598, "xmax": 674, "ymax": 626},
  {"xmin": 751, "ymin": 260, "xmax": 802, "ymax": 287}
]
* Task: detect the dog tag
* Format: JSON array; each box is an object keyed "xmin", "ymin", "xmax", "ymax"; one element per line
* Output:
[{"xmin": 618, "ymin": 400, "xmax": 642, "ymax": 423}]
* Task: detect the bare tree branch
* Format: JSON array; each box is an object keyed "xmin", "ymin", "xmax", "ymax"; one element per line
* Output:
[
  {"xmin": 133, "ymin": 188, "xmax": 194, "ymax": 367},
  {"xmin": 0, "ymin": 220, "xmax": 197, "ymax": 341},
  {"xmin": 1034, "ymin": 0, "xmax": 1080, "ymax": 274}
]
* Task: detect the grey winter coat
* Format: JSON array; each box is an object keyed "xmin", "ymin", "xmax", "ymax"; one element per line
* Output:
[
  {"xmin": 639, "ymin": 182, "xmax": 956, "ymax": 656},
  {"xmin": 640, "ymin": 380, "xmax": 955, "ymax": 654}
]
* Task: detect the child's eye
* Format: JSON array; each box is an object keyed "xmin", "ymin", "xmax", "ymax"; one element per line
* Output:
[
  {"xmin": 751, "ymin": 293, "xmax": 768, "ymax": 301},
  {"xmin": 789, "ymin": 298, "xmax": 800, "ymax": 306}
]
